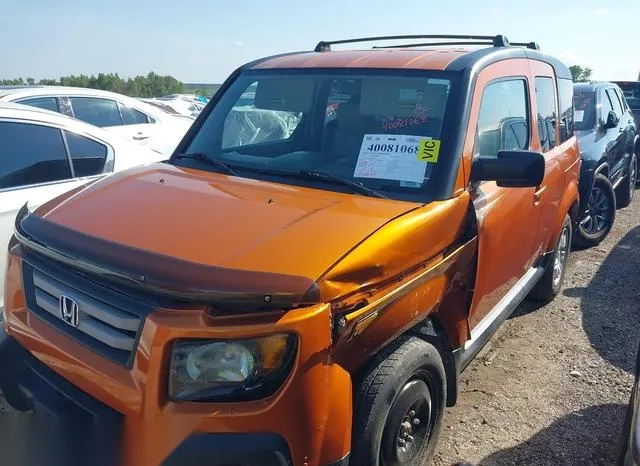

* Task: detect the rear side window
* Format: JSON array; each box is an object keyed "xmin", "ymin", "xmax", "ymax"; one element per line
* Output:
[
  {"xmin": 534, "ymin": 77, "xmax": 557, "ymax": 152},
  {"xmin": 557, "ymin": 78, "xmax": 574, "ymax": 142},
  {"xmin": 64, "ymin": 131, "xmax": 108, "ymax": 177},
  {"xmin": 69, "ymin": 97, "xmax": 123, "ymax": 127},
  {"xmin": 18, "ymin": 97, "xmax": 60, "ymax": 113},
  {"xmin": 119, "ymin": 103, "xmax": 150, "ymax": 125},
  {"xmin": 474, "ymin": 79, "xmax": 529, "ymax": 158},
  {"xmin": 0, "ymin": 122, "xmax": 72, "ymax": 190}
]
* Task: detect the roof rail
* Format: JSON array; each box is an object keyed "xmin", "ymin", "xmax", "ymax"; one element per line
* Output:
[
  {"xmin": 314, "ymin": 34, "xmax": 512, "ymax": 52},
  {"xmin": 511, "ymin": 41, "xmax": 541, "ymax": 50}
]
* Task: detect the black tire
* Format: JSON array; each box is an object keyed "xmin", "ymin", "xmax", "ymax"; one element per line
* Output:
[
  {"xmin": 351, "ymin": 336, "xmax": 446, "ymax": 466},
  {"xmin": 617, "ymin": 153, "xmax": 637, "ymax": 208},
  {"xmin": 529, "ymin": 214, "xmax": 572, "ymax": 303},
  {"xmin": 574, "ymin": 174, "xmax": 616, "ymax": 248}
]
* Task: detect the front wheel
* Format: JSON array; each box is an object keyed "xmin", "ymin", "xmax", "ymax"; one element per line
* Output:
[
  {"xmin": 529, "ymin": 214, "xmax": 572, "ymax": 303},
  {"xmin": 574, "ymin": 174, "xmax": 616, "ymax": 248},
  {"xmin": 351, "ymin": 336, "xmax": 446, "ymax": 466}
]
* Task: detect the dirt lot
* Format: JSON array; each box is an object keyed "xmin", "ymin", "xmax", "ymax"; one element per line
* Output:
[
  {"xmin": 434, "ymin": 196, "xmax": 640, "ymax": 465},
  {"xmin": 1, "ymin": 196, "xmax": 639, "ymax": 465}
]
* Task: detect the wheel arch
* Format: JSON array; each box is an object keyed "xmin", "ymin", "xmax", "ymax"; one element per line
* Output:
[{"xmin": 594, "ymin": 160, "xmax": 610, "ymax": 178}]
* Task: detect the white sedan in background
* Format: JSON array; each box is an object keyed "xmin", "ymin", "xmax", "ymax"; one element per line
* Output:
[
  {"xmin": 0, "ymin": 102, "xmax": 165, "ymax": 313},
  {"xmin": 0, "ymin": 86, "xmax": 193, "ymax": 156}
]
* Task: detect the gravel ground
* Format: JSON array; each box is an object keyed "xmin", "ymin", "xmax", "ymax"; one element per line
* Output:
[
  {"xmin": 1, "ymin": 195, "xmax": 639, "ymax": 466},
  {"xmin": 434, "ymin": 195, "xmax": 640, "ymax": 465}
]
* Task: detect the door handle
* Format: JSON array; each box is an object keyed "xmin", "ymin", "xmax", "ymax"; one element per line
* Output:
[
  {"xmin": 534, "ymin": 185, "xmax": 547, "ymax": 203},
  {"xmin": 133, "ymin": 133, "xmax": 150, "ymax": 140}
]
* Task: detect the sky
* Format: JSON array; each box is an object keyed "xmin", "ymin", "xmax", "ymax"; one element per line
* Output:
[{"xmin": 2, "ymin": 0, "xmax": 639, "ymax": 84}]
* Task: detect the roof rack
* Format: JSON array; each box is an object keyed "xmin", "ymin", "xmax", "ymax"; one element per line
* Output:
[{"xmin": 314, "ymin": 35, "xmax": 540, "ymax": 52}]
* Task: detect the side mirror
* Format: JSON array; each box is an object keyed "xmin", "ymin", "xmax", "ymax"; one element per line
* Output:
[
  {"xmin": 603, "ymin": 110, "xmax": 618, "ymax": 130},
  {"xmin": 470, "ymin": 150, "xmax": 545, "ymax": 188}
]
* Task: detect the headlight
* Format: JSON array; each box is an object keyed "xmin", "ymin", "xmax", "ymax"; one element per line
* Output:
[{"xmin": 169, "ymin": 334, "xmax": 297, "ymax": 402}]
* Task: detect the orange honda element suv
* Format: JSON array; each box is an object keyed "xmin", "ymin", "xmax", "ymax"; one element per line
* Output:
[{"xmin": 1, "ymin": 35, "xmax": 580, "ymax": 466}]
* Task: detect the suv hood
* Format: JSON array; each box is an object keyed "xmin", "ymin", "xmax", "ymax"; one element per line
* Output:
[{"xmin": 19, "ymin": 163, "xmax": 419, "ymax": 307}]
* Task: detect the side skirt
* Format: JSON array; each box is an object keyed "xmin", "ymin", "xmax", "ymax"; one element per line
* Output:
[{"xmin": 452, "ymin": 262, "xmax": 546, "ymax": 373}]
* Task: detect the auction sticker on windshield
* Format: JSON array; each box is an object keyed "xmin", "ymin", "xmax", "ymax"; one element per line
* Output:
[{"xmin": 354, "ymin": 134, "xmax": 436, "ymax": 184}]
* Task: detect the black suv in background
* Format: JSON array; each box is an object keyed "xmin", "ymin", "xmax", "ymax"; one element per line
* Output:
[
  {"xmin": 572, "ymin": 82, "xmax": 638, "ymax": 247},
  {"xmin": 613, "ymin": 81, "xmax": 640, "ymax": 129}
]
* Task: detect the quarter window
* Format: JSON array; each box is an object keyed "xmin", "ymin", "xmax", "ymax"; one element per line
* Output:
[
  {"xmin": 534, "ymin": 77, "xmax": 557, "ymax": 152},
  {"xmin": 557, "ymin": 78, "xmax": 574, "ymax": 142},
  {"xmin": 18, "ymin": 97, "xmax": 60, "ymax": 113},
  {"xmin": 65, "ymin": 132, "xmax": 108, "ymax": 177},
  {"xmin": 119, "ymin": 103, "xmax": 150, "ymax": 125},
  {"xmin": 474, "ymin": 79, "xmax": 529, "ymax": 158},
  {"xmin": 69, "ymin": 97, "xmax": 123, "ymax": 127},
  {"xmin": 0, "ymin": 122, "xmax": 72, "ymax": 190}
]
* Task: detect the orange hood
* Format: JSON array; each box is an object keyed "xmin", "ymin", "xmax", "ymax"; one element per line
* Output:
[{"xmin": 22, "ymin": 163, "xmax": 421, "ymax": 305}]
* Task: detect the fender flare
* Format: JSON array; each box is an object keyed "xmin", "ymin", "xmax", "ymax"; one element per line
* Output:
[{"xmin": 594, "ymin": 161, "xmax": 610, "ymax": 178}]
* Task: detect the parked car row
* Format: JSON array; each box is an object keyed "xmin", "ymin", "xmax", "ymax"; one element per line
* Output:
[
  {"xmin": 0, "ymin": 35, "xmax": 639, "ymax": 466},
  {"xmin": 0, "ymin": 85, "xmax": 193, "ymax": 156}
]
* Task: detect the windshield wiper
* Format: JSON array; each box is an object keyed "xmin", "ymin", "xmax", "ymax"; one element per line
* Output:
[
  {"xmin": 296, "ymin": 170, "xmax": 388, "ymax": 199},
  {"xmin": 174, "ymin": 152, "xmax": 238, "ymax": 177}
]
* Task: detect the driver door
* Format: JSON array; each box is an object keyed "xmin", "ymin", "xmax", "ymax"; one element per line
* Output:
[{"xmin": 465, "ymin": 60, "xmax": 543, "ymax": 330}]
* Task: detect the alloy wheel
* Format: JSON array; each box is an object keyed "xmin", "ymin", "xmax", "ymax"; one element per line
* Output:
[{"xmin": 580, "ymin": 186, "xmax": 610, "ymax": 235}]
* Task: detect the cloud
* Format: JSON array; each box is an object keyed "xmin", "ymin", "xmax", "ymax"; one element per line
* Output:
[
  {"xmin": 588, "ymin": 8, "xmax": 610, "ymax": 16},
  {"xmin": 235, "ymin": 40, "xmax": 244, "ymax": 47}
]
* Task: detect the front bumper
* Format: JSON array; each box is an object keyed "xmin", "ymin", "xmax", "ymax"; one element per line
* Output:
[
  {"xmin": 2, "ymin": 249, "xmax": 352, "ymax": 466},
  {"xmin": 0, "ymin": 328, "xmax": 122, "ymax": 466},
  {"xmin": 0, "ymin": 326, "xmax": 351, "ymax": 466}
]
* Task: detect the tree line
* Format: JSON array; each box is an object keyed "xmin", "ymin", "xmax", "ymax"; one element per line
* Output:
[{"xmin": 0, "ymin": 72, "xmax": 185, "ymax": 98}]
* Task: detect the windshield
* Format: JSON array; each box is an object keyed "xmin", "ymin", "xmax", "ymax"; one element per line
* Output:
[
  {"xmin": 176, "ymin": 70, "xmax": 458, "ymax": 201},
  {"xmin": 615, "ymin": 82, "xmax": 640, "ymax": 110},
  {"xmin": 573, "ymin": 91, "xmax": 596, "ymax": 131}
]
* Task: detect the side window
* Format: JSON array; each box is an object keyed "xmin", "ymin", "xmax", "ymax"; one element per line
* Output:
[
  {"xmin": 534, "ymin": 77, "xmax": 557, "ymax": 152},
  {"xmin": 18, "ymin": 97, "xmax": 60, "ymax": 113},
  {"xmin": 601, "ymin": 90, "xmax": 615, "ymax": 121},
  {"xmin": 474, "ymin": 79, "xmax": 529, "ymax": 158},
  {"xmin": 557, "ymin": 78, "xmax": 574, "ymax": 142},
  {"xmin": 607, "ymin": 89, "xmax": 623, "ymax": 119},
  {"xmin": 118, "ymin": 103, "xmax": 150, "ymax": 125},
  {"xmin": 0, "ymin": 122, "xmax": 72, "ymax": 190},
  {"xmin": 69, "ymin": 97, "xmax": 123, "ymax": 127},
  {"xmin": 64, "ymin": 131, "xmax": 109, "ymax": 177}
]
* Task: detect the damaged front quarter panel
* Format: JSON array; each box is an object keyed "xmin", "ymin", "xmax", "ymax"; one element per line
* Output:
[{"xmin": 317, "ymin": 193, "xmax": 477, "ymax": 372}]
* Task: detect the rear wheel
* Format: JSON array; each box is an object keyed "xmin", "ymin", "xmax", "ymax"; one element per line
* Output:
[
  {"xmin": 616, "ymin": 153, "xmax": 637, "ymax": 208},
  {"xmin": 530, "ymin": 214, "xmax": 572, "ymax": 303},
  {"xmin": 574, "ymin": 174, "xmax": 616, "ymax": 248},
  {"xmin": 351, "ymin": 336, "xmax": 446, "ymax": 466}
]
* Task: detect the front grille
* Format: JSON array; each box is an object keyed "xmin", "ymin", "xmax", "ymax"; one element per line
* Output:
[{"xmin": 22, "ymin": 251, "xmax": 152, "ymax": 367}]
